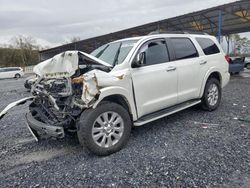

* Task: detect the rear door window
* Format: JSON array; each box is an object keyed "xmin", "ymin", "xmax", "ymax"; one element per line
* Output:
[
  {"xmin": 196, "ymin": 37, "xmax": 220, "ymax": 55},
  {"xmin": 170, "ymin": 38, "xmax": 198, "ymax": 60}
]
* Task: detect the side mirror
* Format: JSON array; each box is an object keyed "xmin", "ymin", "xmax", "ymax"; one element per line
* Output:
[{"xmin": 132, "ymin": 52, "xmax": 145, "ymax": 68}]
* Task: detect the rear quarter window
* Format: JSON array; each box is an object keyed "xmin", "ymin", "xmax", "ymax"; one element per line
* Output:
[
  {"xmin": 170, "ymin": 38, "xmax": 198, "ymax": 60},
  {"xmin": 196, "ymin": 38, "xmax": 220, "ymax": 55}
]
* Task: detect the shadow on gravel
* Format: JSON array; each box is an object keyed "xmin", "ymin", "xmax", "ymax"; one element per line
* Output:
[{"xmin": 131, "ymin": 106, "xmax": 205, "ymax": 133}]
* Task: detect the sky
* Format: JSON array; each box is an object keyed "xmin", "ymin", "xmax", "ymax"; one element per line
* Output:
[{"xmin": 0, "ymin": 0, "xmax": 249, "ymax": 48}]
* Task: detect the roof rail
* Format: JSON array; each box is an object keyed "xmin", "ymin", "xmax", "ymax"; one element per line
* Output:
[{"xmin": 148, "ymin": 30, "xmax": 209, "ymax": 35}]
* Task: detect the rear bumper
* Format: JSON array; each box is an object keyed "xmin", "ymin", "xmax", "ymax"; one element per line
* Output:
[
  {"xmin": 222, "ymin": 72, "xmax": 230, "ymax": 88},
  {"xmin": 26, "ymin": 113, "xmax": 65, "ymax": 138}
]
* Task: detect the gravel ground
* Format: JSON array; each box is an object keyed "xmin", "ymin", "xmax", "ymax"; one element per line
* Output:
[{"xmin": 0, "ymin": 73, "xmax": 249, "ymax": 188}]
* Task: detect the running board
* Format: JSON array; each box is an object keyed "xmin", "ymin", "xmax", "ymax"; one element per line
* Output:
[{"xmin": 134, "ymin": 99, "xmax": 201, "ymax": 126}]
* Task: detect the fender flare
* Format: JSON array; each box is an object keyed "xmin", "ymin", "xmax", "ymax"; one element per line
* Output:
[
  {"xmin": 92, "ymin": 86, "xmax": 137, "ymax": 121},
  {"xmin": 199, "ymin": 67, "xmax": 222, "ymax": 97}
]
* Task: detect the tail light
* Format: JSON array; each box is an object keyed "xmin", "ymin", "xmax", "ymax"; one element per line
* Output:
[{"xmin": 225, "ymin": 54, "xmax": 230, "ymax": 63}]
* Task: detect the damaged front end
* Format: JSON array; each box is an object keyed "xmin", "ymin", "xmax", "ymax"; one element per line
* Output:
[
  {"xmin": 1, "ymin": 51, "xmax": 113, "ymax": 139},
  {"xmin": 28, "ymin": 51, "xmax": 113, "ymax": 139},
  {"xmin": 28, "ymin": 76, "xmax": 82, "ymax": 138}
]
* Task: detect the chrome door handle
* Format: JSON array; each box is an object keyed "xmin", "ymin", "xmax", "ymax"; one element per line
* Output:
[
  {"xmin": 200, "ymin": 60, "xmax": 207, "ymax": 65},
  {"xmin": 166, "ymin": 66, "xmax": 176, "ymax": 72}
]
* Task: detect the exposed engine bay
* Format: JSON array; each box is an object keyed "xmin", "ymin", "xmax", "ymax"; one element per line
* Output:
[
  {"xmin": 19, "ymin": 51, "xmax": 111, "ymax": 137},
  {"xmin": 29, "ymin": 51, "xmax": 112, "ymax": 132},
  {"xmin": 30, "ymin": 78, "xmax": 80, "ymax": 130}
]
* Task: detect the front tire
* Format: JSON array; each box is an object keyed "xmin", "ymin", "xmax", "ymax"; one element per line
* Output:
[
  {"xmin": 201, "ymin": 78, "xmax": 221, "ymax": 111},
  {"xmin": 77, "ymin": 101, "xmax": 132, "ymax": 156}
]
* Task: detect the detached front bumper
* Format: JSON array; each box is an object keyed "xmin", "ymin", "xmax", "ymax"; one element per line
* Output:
[{"xmin": 26, "ymin": 113, "xmax": 65, "ymax": 139}]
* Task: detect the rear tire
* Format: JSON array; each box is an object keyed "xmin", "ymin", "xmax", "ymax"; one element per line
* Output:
[
  {"xmin": 77, "ymin": 101, "xmax": 132, "ymax": 156},
  {"xmin": 246, "ymin": 64, "xmax": 250, "ymax": 69},
  {"xmin": 201, "ymin": 78, "xmax": 221, "ymax": 111},
  {"xmin": 15, "ymin": 74, "xmax": 21, "ymax": 79}
]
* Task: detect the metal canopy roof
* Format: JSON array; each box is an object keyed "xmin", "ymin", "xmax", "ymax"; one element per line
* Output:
[{"xmin": 40, "ymin": 0, "xmax": 250, "ymax": 60}]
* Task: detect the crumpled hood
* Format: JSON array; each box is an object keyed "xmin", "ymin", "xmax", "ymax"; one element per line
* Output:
[{"xmin": 33, "ymin": 51, "xmax": 112, "ymax": 77}]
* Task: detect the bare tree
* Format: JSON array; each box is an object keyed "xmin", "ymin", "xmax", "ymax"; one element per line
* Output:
[
  {"xmin": 62, "ymin": 36, "xmax": 81, "ymax": 45},
  {"xmin": 10, "ymin": 35, "xmax": 39, "ymax": 66},
  {"xmin": 69, "ymin": 36, "xmax": 81, "ymax": 43},
  {"xmin": 231, "ymin": 34, "xmax": 250, "ymax": 55}
]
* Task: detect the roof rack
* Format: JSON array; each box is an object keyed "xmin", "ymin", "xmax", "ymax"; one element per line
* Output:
[{"xmin": 148, "ymin": 30, "xmax": 209, "ymax": 35}]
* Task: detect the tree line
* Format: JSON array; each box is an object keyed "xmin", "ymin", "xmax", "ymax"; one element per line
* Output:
[
  {"xmin": 0, "ymin": 35, "xmax": 43, "ymax": 68},
  {"xmin": 0, "ymin": 35, "xmax": 83, "ymax": 68}
]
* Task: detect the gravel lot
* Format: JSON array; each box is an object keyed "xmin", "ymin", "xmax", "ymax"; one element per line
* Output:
[{"xmin": 0, "ymin": 72, "xmax": 249, "ymax": 188}]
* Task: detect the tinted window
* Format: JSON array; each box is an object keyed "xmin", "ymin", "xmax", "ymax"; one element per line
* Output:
[
  {"xmin": 0, "ymin": 68, "xmax": 20, "ymax": 72},
  {"xmin": 141, "ymin": 40, "xmax": 169, "ymax": 65},
  {"xmin": 9, "ymin": 68, "xmax": 20, "ymax": 71},
  {"xmin": 6, "ymin": 68, "xmax": 18, "ymax": 71},
  {"xmin": 3, "ymin": 68, "xmax": 10, "ymax": 72},
  {"xmin": 196, "ymin": 38, "xmax": 220, "ymax": 55},
  {"xmin": 171, "ymin": 38, "xmax": 198, "ymax": 60}
]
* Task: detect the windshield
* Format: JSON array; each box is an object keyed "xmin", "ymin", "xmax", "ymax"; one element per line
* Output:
[{"xmin": 90, "ymin": 40, "xmax": 138, "ymax": 66}]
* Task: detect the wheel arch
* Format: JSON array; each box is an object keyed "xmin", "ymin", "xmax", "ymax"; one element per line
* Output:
[
  {"xmin": 14, "ymin": 73, "xmax": 21, "ymax": 78},
  {"xmin": 92, "ymin": 87, "xmax": 137, "ymax": 121},
  {"xmin": 199, "ymin": 70, "xmax": 222, "ymax": 97}
]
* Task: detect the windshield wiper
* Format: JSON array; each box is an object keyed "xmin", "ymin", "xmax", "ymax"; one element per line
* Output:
[
  {"xmin": 113, "ymin": 43, "xmax": 122, "ymax": 66},
  {"xmin": 95, "ymin": 45, "xmax": 109, "ymax": 58}
]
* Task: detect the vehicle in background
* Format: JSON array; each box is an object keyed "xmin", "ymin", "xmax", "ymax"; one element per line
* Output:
[
  {"xmin": 24, "ymin": 76, "xmax": 37, "ymax": 90},
  {"xmin": 229, "ymin": 57, "xmax": 245, "ymax": 74},
  {"xmin": 244, "ymin": 57, "xmax": 250, "ymax": 69},
  {"xmin": 0, "ymin": 67, "xmax": 24, "ymax": 79}
]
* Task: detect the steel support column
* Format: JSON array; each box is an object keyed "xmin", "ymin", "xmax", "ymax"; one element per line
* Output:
[{"xmin": 217, "ymin": 10, "xmax": 222, "ymax": 43}]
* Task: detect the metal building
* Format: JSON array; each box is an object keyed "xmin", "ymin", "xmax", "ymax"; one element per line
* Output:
[{"xmin": 40, "ymin": 0, "xmax": 250, "ymax": 61}]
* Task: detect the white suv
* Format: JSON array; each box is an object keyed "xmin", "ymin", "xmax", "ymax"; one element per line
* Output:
[
  {"xmin": 0, "ymin": 67, "xmax": 24, "ymax": 79},
  {"xmin": 0, "ymin": 33, "xmax": 230, "ymax": 155}
]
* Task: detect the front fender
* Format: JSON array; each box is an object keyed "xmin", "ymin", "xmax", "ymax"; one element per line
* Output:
[{"xmin": 92, "ymin": 86, "xmax": 137, "ymax": 121}]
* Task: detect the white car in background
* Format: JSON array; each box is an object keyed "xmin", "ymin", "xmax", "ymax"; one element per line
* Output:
[{"xmin": 0, "ymin": 67, "xmax": 24, "ymax": 79}]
